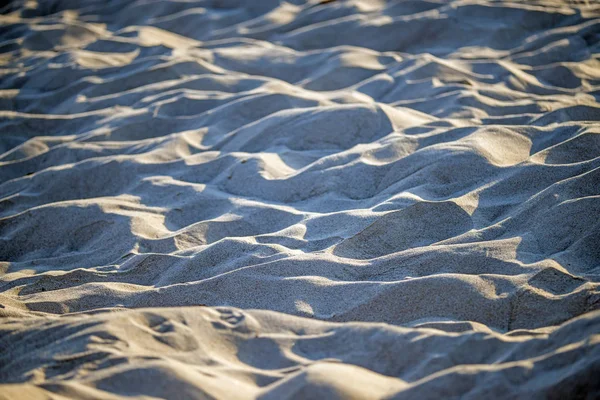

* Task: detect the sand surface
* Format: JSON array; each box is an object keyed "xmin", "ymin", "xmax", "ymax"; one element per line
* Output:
[{"xmin": 1, "ymin": 0, "xmax": 600, "ymax": 398}]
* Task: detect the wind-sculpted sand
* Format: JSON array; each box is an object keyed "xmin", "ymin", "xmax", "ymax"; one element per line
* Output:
[{"xmin": 1, "ymin": 0, "xmax": 600, "ymax": 398}]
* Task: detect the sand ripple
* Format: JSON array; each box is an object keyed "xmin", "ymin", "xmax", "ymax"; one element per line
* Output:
[{"xmin": 1, "ymin": 0, "xmax": 600, "ymax": 398}]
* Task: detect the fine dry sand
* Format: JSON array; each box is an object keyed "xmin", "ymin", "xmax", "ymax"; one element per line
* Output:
[{"xmin": 1, "ymin": 0, "xmax": 600, "ymax": 398}]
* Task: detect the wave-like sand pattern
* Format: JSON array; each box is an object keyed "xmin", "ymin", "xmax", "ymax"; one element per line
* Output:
[{"xmin": 1, "ymin": 0, "xmax": 600, "ymax": 398}]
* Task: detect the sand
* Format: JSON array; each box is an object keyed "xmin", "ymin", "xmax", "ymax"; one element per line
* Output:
[{"xmin": 1, "ymin": 0, "xmax": 600, "ymax": 398}]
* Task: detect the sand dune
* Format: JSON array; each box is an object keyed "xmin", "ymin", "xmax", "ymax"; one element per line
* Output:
[{"xmin": 1, "ymin": 0, "xmax": 600, "ymax": 398}]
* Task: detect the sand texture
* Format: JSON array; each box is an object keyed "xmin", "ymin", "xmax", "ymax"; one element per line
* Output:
[{"xmin": 1, "ymin": 0, "xmax": 600, "ymax": 398}]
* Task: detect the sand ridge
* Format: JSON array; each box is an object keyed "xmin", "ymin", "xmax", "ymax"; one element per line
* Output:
[{"xmin": 1, "ymin": 0, "xmax": 600, "ymax": 398}]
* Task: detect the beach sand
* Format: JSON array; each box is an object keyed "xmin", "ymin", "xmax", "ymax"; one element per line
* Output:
[{"xmin": 1, "ymin": 0, "xmax": 600, "ymax": 398}]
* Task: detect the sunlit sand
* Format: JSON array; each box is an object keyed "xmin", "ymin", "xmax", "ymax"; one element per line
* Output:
[{"xmin": 1, "ymin": 0, "xmax": 600, "ymax": 398}]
